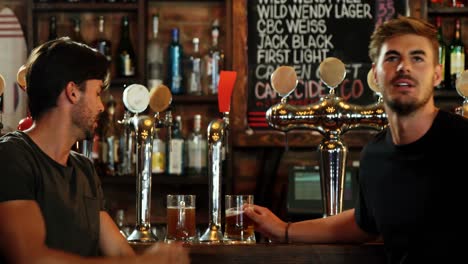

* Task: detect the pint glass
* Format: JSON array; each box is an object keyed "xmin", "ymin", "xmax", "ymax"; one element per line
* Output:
[
  {"xmin": 224, "ymin": 194, "xmax": 255, "ymax": 244},
  {"xmin": 165, "ymin": 194, "xmax": 197, "ymax": 243}
]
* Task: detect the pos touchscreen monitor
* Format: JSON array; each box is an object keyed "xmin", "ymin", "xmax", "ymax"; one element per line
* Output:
[{"xmin": 287, "ymin": 166, "xmax": 359, "ymax": 219}]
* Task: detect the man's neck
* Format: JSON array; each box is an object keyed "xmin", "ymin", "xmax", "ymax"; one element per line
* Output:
[
  {"xmin": 25, "ymin": 113, "xmax": 77, "ymax": 166},
  {"xmin": 386, "ymin": 103, "xmax": 439, "ymax": 145}
]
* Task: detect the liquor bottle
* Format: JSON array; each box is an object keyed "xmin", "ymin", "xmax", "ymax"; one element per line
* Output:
[
  {"xmin": 167, "ymin": 28, "xmax": 184, "ymax": 95},
  {"xmin": 114, "ymin": 209, "xmax": 130, "ymax": 238},
  {"xmin": 93, "ymin": 16, "xmax": 112, "ymax": 62},
  {"xmin": 71, "ymin": 17, "xmax": 85, "ymax": 44},
  {"xmin": 147, "ymin": 14, "xmax": 164, "ymax": 90},
  {"xmin": 186, "ymin": 114, "xmax": 207, "ymax": 176},
  {"xmin": 187, "ymin": 38, "xmax": 203, "ymax": 95},
  {"xmin": 203, "ymin": 19, "xmax": 224, "ymax": 95},
  {"xmin": 48, "ymin": 16, "xmax": 58, "ymax": 41},
  {"xmin": 101, "ymin": 96, "xmax": 120, "ymax": 176},
  {"xmin": 117, "ymin": 16, "xmax": 136, "ymax": 77},
  {"xmin": 152, "ymin": 127, "xmax": 166, "ymax": 174},
  {"xmin": 167, "ymin": 115, "xmax": 184, "ymax": 176},
  {"xmin": 118, "ymin": 111, "xmax": 134, "ymax": 176},
  {"xmin": 450, "ymin": 18, "xmax": 465, "ymax": 90},
  {"xmin": 450, "ymin": 0, "xmax": 465, "ymax": 7},
  {"xmin": 435, "ymin": 16, "xmax": 447, "ymax": 90}
]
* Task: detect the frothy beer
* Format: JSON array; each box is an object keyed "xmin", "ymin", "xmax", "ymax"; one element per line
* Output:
[
  {"xmin": 166, "ymin": 206, "xmax": 196, "ymax": 241},
  {"xmin": 224, "ymin": 208, "xmax": 254, "ymax": 240}
]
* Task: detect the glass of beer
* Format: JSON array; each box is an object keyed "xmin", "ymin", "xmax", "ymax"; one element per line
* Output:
[
  {"xmin": 165, "ymin": 194, "xmax": 197, "ymax": 243},
  {"xmin": 224, "ymin": 194, "xmax": 255, "ymax": 244}
]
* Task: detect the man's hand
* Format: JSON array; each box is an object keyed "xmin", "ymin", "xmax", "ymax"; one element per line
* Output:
[{"xmin": 244, "ymin": 204, "xmax": 287, "ymax": 242}]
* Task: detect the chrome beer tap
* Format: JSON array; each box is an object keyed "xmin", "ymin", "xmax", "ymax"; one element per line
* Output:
[
  {"xmin": 121, "ymin": 84, "xmax": 158, "ymax": 243},
  {"xmin": 200, "ymin": 71, "xmax": 237, "ymax": 243},
  {"xmin": 266, "ymin": 58, "xmax": 387, "ymax": 217}
]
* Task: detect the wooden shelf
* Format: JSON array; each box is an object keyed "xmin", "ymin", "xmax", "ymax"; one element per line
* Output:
[
  {"xmin": 101, "ymin": 174, "xmax": 210, "ymax": 185},
  {"xmin": 428, "ymin": 7, "xmax": 468, "ymax": 15},
  {"xmin": 33, "ymin": 2, "xmax": 139, "ymax": 12},
  {"xmin": 110, "ymin": 77, "xmax": 142, "ymax": 88},
  {"xmin": 173, "ymin": 95, "xmax": 218, "ymax": 104}
]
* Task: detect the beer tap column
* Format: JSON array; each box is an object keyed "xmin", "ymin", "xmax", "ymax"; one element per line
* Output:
[
  {"xmin": 199, "ymin": 71, "xmax": 237, "ymax": 243},
  {"xmin": 122, "ymin": 84, "xmax": 158, "ymax": 243},
  {"xmin": 199, "ymin": 117, "xmax": 226, "ymax": 243},
  {"xmin": 266, "ymin": 59, "xmax": 387, "ymax": 217}
]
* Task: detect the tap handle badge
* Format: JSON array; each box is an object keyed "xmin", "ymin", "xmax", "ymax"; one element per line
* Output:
[
  {"xmin": 122, "ymin": 84, "xmax": 150, "ymax": 114},
  {"xmin": 217, "ymin": 71, "xmax": 237, "ymax": 113},
  {"xmin": 149, "ymin": 84, "xmax": 172, "ymax": 113},
  {"xmin": 318, "ymin": 57, "xmax": 346, "ymax": 90},
  {"xmin": 16, "ymin": 64, "xmax": 27, "ymax": 91},
  {"xmin": 270, "ymin": 66, "xmax": 297, "ymax": 98},
  {"xmin": 456, "ymin": 70, "xmax": 468, "ymax": 99},
  {"xmin": 0, "ymin": 73, "xmax": 5, "ymax": 96}
]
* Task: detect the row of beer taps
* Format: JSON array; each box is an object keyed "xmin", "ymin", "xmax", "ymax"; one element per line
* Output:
[
  {"xmin": 6, "ymin": 58, "xmax": 468, "ymax": 244},
  {"xmin": 120, "ymin": 71, "xmax": 237, "ymax": 244}
]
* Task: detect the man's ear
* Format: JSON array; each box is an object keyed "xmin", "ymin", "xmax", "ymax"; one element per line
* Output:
[
  {"xmin": 65, "ymin": 81, "xmax": 80, "ymax": 103},
  {"xmin": 433, "ymin": 63, "xmax": 443, "ymax": 88}
]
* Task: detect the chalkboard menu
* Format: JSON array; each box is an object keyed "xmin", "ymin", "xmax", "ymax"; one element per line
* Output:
[{"xmin": 247, "ymin": 0, "xmax": 403, "ymax": 128}]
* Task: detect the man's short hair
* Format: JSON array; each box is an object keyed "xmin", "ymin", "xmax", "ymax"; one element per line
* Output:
[
  {"xmin": 25, "ymin": 37, "xmax": 110, "ymax": 120},
  {"xmin": 368, "ymin": 16, "xmax": 438, "ymax": 64}
]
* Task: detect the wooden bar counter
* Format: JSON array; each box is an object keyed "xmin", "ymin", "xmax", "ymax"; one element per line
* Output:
[{"xmin": 131, "ymin": 242, "xmax": 385, "ymax": 264}]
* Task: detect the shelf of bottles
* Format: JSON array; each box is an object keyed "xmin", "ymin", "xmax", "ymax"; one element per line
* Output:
[
  {"xmin": 95, "ymin": 111, "xmax": 210, "ymax": 180},
  {"xmin": 427, "ymin": 1, "xmax": 467, "ymax": 92},
  {"xmin": 28, "ymin": 0, "xmax": 145, "ymax": 88},
  {"xmin": 147, "ymin": 10, "xmax": 225, "ymax": 96}
]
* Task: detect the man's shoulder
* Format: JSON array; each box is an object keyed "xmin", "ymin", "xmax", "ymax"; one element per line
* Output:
[{"xmin": 0, "ymin": 131, "xmax": 30, "ymax": 152}]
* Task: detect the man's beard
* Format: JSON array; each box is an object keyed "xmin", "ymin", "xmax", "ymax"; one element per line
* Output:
[{"xmin": 385, "ymin": 95, "xmax": 431, "ymax": 116}]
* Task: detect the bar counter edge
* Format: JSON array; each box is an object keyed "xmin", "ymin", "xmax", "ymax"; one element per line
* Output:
[{"xmin": 131, "ymin": 242, "xmax": 386, "ymax": 264}]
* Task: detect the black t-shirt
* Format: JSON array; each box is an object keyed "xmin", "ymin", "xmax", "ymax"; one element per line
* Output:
[
  {"xmin": 0, "ymin": 131, "xmax": 105, "ymax": 257},
  {"xmin": 356, "ymin": 110, "xmax": 467, "ymax": 263}
]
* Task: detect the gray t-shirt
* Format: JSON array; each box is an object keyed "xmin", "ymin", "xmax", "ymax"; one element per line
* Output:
[{"xmin": 0, "ymin": 131, "xmax": 105, "ymax": 256}]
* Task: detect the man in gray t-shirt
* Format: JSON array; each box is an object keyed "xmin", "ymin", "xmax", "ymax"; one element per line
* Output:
[{"xmin": 0, "ymin": 38, "xmax": 188, "ymax": 264}]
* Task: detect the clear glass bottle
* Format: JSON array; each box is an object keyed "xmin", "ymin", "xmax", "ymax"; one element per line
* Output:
[
  {"xmin": 187, "ymin": 38, "xmax": 203, "ymax": 95},
  {"xmin": 450, "ymin": 18, "xmax": 465, "ymax": 89},
  {"xmin": 71, "ymin": 17, "xmax": 85, "ymax": 44},
  {"xmin": 167, "ymin": 28, "xmax": 184, "ymax": 95},
  {"xmin": 435, "ymin": 16, "xmax": 447, "ymax": 90},
  {"xmin": 101, "ymin": 96, "xmax": 120, "ymax": 176},
  {"xmin": 117, "ymin": 16, "xmax": 136, "ymax": 77},
  {"xmin": 167, "ymin": 115, "xmax": 184, "ymax": 176},
  {"xmin": 118, "ymin": 111, "xmax": 134, "ymax": 176},
  {"xmin": 93, "ymin": 16, "xmax": 112, "ymax": 62},
  {"xmin": 114, "ymin": 209, "xmax": 130, "ymax": 238},
  {"xmin": 48, "ymin": 15, "xmax": 58, "ymax": 41},
  {"xmin": 186, "ymin": 114, "xmax": 207, "ymax": 176},
  {"xmin": 152, "ymin": 127, "xmax": 166, "ymax": 174},
  {"xmin": 203, "ymin": 19, "xmax": 224, "ymax": 95},
  {"xmin": 147, "ymin": 14, "xmax": 164, "ymax": 90}
]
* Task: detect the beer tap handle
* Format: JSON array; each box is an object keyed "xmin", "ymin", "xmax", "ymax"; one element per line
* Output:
[
  {"xmin": 319, "ymin": 57, "xmax": 346, "ymax": 92},
  {"xmin": 367, "ymin": 68, "xmax": 383, "ymax": 101},
  {"xmin": 456, "ymin": 70, "xmax": 468, "ymax": 117},
  {"xmin": 270, "ymin": 66, "xmax": 297, "ymax": 151},
  {"xmin": 148, "ymin": 84, "xmax": 173, "ymax": 150}
]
